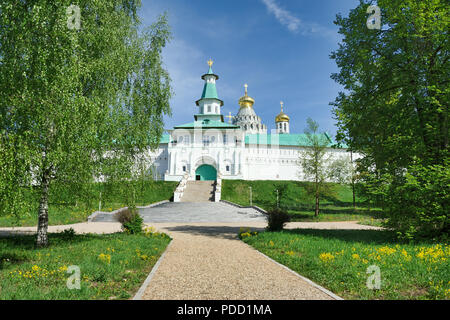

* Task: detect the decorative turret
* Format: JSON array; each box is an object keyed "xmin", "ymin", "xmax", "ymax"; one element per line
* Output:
[
  {"xmin": 238, "ymin": 84, "xmax": 255, "ymax": 108},
  {"xmin": 234, "ymin": 84, "xmax": 267, "ymax": 134},
  {"xmin": 195, "ymin": 59, "xmax": 224, "ymax": 121},
  {"xmin": 276, "ymin": 101, "xmax": 290, "ymax": 134}
]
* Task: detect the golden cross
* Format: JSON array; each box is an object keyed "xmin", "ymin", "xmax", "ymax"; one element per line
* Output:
[
  {"xmin": 207, "ymin": 59, "xmax": 213, "ymax": 67},
  {"xmin": 244, "ymin": 84, "xmax": 248, "ymax": 95},
  {"xmin": 225, "ymin": 112, "xmax": 234, "ymax": 124},
  {"xmin": 280, "ymin": 101, "xmax": 284, "ymax": 112}
]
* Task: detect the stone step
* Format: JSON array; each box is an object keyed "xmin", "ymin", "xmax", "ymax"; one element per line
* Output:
[{"xmin": 181, "ymin": 181, "xmax": 215, "ymax": 202}]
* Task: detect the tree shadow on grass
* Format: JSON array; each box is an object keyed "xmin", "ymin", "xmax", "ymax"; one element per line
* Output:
[
  {"xmin": 281, "ymin": 228, "xmax": 398, "ymax": 245},
  {"xmin": 0, "ymin": 232, "xmax": 121, "ymax": 252}
]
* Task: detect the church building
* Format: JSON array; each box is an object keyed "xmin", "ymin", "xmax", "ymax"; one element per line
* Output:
[{"xmin": 147, "ymin": 60, "xmax": 350, "ymax": 182}]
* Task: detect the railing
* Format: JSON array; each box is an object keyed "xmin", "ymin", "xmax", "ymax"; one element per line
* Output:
[
  {"xmin": 214, "ymin": 174, "xmax": 222, "ymax": 202},
  {"xmin": 173, "ymin": 172, "xmax": 190, "ymax": 202}
]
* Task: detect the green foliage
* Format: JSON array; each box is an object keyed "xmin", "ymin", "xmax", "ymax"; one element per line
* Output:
[
  {"xmin": 116, "ymin": 207, "xmax": 144, "ymax": 235},
  {"xmin": 298, "ymin": 118, "xmax": 336, "ymax": 216},
  {"xmin": 331, "ymin": 0, "xmax": 449, "ymax": 239},
  {"xmin": 385, "ymin": 162, "xmax": 449, "ymax": 241},
  {"xmin": 0, "ymin": 1, "xmax": 172, "ymax": 246},
  {"xmin": 266, "ymin": 208, "xmax": 291, "ymax": 232}
]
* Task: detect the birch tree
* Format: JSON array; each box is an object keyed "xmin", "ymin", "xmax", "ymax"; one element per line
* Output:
[{"xmin": 0, "ymin": 1, "xmax": 172, "ymax": 247}]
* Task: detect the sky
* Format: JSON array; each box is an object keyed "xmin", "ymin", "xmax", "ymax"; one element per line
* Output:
[{"xmin": 140, "ymin": 0, "xmax": 360, "ymax": 137}]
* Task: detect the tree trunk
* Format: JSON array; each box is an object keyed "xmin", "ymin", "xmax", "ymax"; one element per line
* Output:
[
  {"xmin": 351, "ymin": 150, "xmax": 356, "ymax": 209},
  {"xmin": 315, "ymin": 195, "xmax": 319, "ymax": 217},
  {"xmin": 315, "ymin": 182, "xmax": 319, "ymax": 217},
  {"xmin": 352, "ymin": 181, "xmax": 356, "ymax": 209},
  {"xmin": 36, "ymin": 170, "xmax": 50, "ymax": 248}
]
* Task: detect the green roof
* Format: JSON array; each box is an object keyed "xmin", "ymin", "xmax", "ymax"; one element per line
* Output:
[
  {"xmin": 174, "ymin": 119, "xmax": 239, "ymax": 129},
  {"xmin": 245, "ymin": 133, "xmax": 346, "ymax": 148},
  {"xmin": 160, "ymin": 134, "xmax": 170, "ymax": 144},
  {"xmin": 200, "ymin": 81, "xmax": 219, "ymax": 100}
]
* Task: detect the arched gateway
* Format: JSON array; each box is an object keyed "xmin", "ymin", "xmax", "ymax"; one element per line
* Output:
[{"xmin": 195, "ymin": 164, "xmax": 217, "ymax": 181}]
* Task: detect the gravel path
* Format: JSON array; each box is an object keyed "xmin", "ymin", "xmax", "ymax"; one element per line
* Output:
[
  {"xmin": 141, "ymin": 223, "xmax": 333, "ymax": 300},
  {"xmin": 140, "ymin": 221, "xmax": 380, "ymax": 300}
]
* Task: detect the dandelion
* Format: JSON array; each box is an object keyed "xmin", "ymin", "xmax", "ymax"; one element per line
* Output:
[
  {"xmin": 319, "ymin": 252, "xmax": 335, "ymax": 263},
  {"xmin": 98, "ymin": 253, "xmax": 111, "ymax": 264}
]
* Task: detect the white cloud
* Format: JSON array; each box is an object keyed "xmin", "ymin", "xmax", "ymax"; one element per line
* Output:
[
  {"xmin": 260, "ymin": 0, "xmax": 301, "ymax": 33},
  {"xmin": 260, "ymin": 0, "xmax": 339, "ymax": 41}
]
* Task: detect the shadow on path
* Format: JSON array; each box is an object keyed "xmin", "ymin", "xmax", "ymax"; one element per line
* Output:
[{"xmin": 161, "ymin": 225, "xmax": 266, "ymax": 240}]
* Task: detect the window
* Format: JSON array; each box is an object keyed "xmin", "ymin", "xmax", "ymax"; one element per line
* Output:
[
  {"xmin": 182, "ymin": 166, "xmax": 186, "ymax": 172},
  {"xmin": 223, "ymin": 134, "xmax": 228, "ymax": 144},
  {"xmin": 203, "ymin": 135, "xmax": 210, "ymax": 146},
  {"xmin": 215, "ymin": 106, "xmax": 218, "ymax": 113},
  {"xmin": 207, "ymin": 106, "xmax": 211, "ymax": 112},
  {"xmin": 178, "ymin": 136, "xmax": 183, "ymax": 143},
  {"xmin": 185, "ymin": 135, "xmax": 190, "ymax": 144},
  {"xmin": 226, "ymin": 165, "xmax": 230, "ymax": 172}
]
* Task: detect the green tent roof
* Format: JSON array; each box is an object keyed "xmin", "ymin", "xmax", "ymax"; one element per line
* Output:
[{"xmin": 201, "ymin": 81, "xmax": 219, "ymax": 100}]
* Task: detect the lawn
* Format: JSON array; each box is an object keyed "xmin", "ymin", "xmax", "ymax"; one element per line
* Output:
[
  {"xmin": 222, "ymin": 180, "xmax": 385, "ymax": 223},
  {"xmin": 0, "ymin": 229, "xmax": 170, "ymax": 299},
  {"xmin": 240, "ymin": 229, "xmax": 449, "ymax": 300},
  {"xmin": 0, "ymin": 181, "xmax": 178, "ymax": 227}
]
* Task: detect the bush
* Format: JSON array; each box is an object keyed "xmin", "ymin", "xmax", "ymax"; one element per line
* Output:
[
  {"xmin": 115, "ymin": 207, "xmax": 143, "ymax": 234},
  {"xmin": 60, "ymin": 228, "xmax": 76, "ymax": 240},
  {"xmin": 266, "ymin": 208, "xmax": 290, "ymax": 231},
  {"xmin": 385, "ymin": 162, "xmax": 449, "ymax": 241}
]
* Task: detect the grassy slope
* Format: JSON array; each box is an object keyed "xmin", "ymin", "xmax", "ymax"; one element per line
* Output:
[
  {"xmin": 222, "ymin": 180, "xmax": 384, "ymax": 222},
  {"xmin": 0, "ymin": 181, "xmax": 178, "ymax": 227},
  {"xmin": 242, "ymin": 229, "xmax": 449, "ymax": 300},
  {"xmin": 0, "ymin": 231, "xmax": 170, "ymax": 300}
]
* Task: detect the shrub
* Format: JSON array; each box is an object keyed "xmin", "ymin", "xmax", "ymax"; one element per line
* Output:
[
  {"xmin": 60, "ymin": 228, "xmax": 76, "ymax": 240},
  {"xmin": 266, "ymin": 208, "xmax": 290, "ymax": 231},
  {"xmin": 385, "ymin": 162, "xmax": 449, "ymax": 241},
  {"xmin": 115, "ymin": 207, "xmax": 143, "ymax": 234}
]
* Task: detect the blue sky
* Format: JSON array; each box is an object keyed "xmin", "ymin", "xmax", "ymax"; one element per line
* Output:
[{"xmin": 140, "ymin": 0, "xmax": 360, "ymax": 137}]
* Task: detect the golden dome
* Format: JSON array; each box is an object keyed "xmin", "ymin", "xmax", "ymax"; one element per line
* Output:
[
  {"xmin": 238, "ymin": 84, "xmax": 255, "ymax": 108},
  {"xmin": 275, "ymin": 101, "xmax": 290, "ymax": 122}
]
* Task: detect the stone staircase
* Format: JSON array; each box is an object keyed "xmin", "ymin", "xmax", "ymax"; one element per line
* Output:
[{"xmin": 180, "ymin": 181, "xmax": 216, "ymax": 202}]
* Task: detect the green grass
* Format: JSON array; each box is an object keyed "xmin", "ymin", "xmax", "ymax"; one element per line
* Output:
[
  {"xmin": 0, "ymin": 230, "xmax": 170, "ymax": 299},
  {"xmin": 222, "ymin": 180, "xmax": 385, "ymax": 223},
  {"xmin": 241, "ymin": 229, "xmax": 449, "ymax": 300},
  {"xmin": 0, "ymin": 181, "xmax": 178, "ymax": 227}
]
